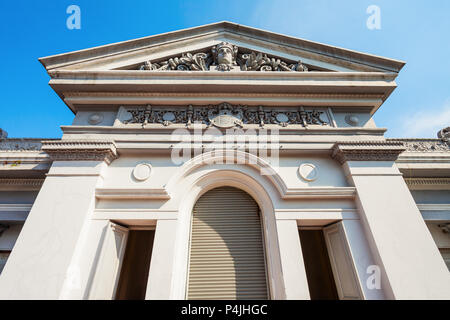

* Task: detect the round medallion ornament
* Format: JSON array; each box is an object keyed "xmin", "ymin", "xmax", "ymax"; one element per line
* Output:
[
  {"xmin": 162, "ymin": 112, "xmax": 176, "ymax": 122},
  {"xmin": 88, "ymin": 113, "xmax": 103, "ymax": 125},
  {"xmin": 132, "ymin": 163, "xmax": 152, "ymax": 181},
  {"xmin": 345, "ymin": 115, "xmax": 359, "ymax": 127},
  {"xmin": 276, "ymin": 113, "xmax": 289, "ymax": 123},
  {"xmin": 298, "ymin": 163, "xmax": 318, "ymax": 182}
]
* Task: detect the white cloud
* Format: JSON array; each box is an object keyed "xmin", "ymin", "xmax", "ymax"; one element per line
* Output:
[{"xmin": 398, "ymin": 100, "xmax": 450, "ymax": 138}]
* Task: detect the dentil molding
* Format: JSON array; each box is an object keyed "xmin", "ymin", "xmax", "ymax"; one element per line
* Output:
[
  {"xmin": 0, "ymin": 178, "xmax": 44, "ymax": 191},
  {"xmin": 404, "ymin": 178, "xmax": 450, "ymax": 190}
]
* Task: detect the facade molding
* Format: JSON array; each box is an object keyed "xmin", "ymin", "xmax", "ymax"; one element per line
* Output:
[
  {"xmin": 95, "ymin": 187, "xmax": 170, "ymax": 200},
  {"xmin": 61, "ymin": 125, "xmax": 386, "ymax": 136},
  {"xmin": 0, "ymin": 178, "xmax": 44, "ymax": 191},
  {"xmin": 282, "ymin": 187, "xmax": 356, "ymax": 199},
  {"xmin": 416, "ymin": 204, "xmax": 450, "ymax": 211},
  {"xmin": 331, "ymin": 140, "xmax": 406, "ymax": 165},
  {"xmin": 0, "ymin": 204, "xmax": 32, "ymax": 223},
  {"xmin": 64, "ymin": 91, "xmax": 385, "ymax": 99},
  {"xmin": 405, "ymin": 178, "xmax": 450, "ymax": 190},
  {"xmin": 41, "ymin": 140, "xmax": 118, "ymax": 164}
]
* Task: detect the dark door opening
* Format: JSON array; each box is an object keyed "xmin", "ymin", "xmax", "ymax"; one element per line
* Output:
[
  {"xmin": 115, "ymin": 229, "xmax": 155, "ymax": 300},
  {"xmin": 298, "ymin": 229, "xmax": 339, "ymax": 300}
]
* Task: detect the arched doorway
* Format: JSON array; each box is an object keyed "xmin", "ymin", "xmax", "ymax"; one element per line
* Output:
[{"xmin": 187, "ymin": 186, "xmax": 268, "ymax": 299}]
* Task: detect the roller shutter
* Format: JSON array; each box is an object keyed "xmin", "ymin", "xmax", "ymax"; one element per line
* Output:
[{"xmin": 187, "ymin": 186, "xmax": 268, "ymax": 300}]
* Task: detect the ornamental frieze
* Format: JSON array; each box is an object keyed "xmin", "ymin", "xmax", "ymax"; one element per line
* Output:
[
  {"xmin": 389, "ymin": 139, "xmax": 450, "ymax": 152},
  {"xmin": 0, "ymin": 139, "xmax": 44, "ymax": 151},
  {"xmin": 139, "ymin": 42, "xmax": 309, "ymax": 72},
  {"xmin": 120, "ymin": 103, "xmax": 329, "ymax": 128}
]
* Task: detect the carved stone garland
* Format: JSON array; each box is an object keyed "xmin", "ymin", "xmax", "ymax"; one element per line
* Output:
[
  {"xmin": 139, "ymin": 42, "xmax": 309, "ymax": 72},
  {"xmin": 123, "ymin": 103, "xmax": 328, "ymax": 128}
]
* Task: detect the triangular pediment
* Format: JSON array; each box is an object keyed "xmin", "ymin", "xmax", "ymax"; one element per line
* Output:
[{"xmin": 39, "ymin": 22, "xmax": 404, "ymax": 73}]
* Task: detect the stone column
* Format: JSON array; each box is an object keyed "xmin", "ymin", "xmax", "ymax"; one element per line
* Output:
[
  {"xmin": 332, "ymin": 141, "xmax": 450, "ymax": 299},
  {"xmin": 0, "ymin": 140, "xmax": 117, "ymax": 299},
  {"xmin": 276, "ymin": 219, "xmax": 310, "ymax": 299}
]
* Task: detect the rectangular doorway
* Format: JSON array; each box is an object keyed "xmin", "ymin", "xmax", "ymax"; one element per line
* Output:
[
  {"xmin": 115, "ymin": 229, "xmax": 155, "ymax": 300},
  {"xmin": 298, "ymin": 228, "xmax": 339, "ymax": 300}
]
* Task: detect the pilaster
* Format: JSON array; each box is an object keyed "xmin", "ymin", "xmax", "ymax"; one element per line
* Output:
[
  {"xmin": 0, "ymin": 140, "xmax": 116, "ymax": 299},
  {"xmin": 332, "ymin": 141, "xmax": 450, "ymax": 299}
]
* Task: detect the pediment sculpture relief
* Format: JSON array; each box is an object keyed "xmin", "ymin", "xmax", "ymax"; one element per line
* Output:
[{"xmin": 139, "ymin": 42, "xmax": 309, "ymax": 72}]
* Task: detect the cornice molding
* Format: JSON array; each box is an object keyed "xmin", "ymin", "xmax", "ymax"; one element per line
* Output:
[
  {"xmin": 331, "ymin": 141, "xmax": 406, "ymax": 164},
  {"xmin": 404, "ymin": 177, "xmax": 450, "ymax": 190},
  {"xmin": 416, "ymin": 203, "xmax": 450, "ymax": 211},
  {"xmin": 281, "ymin": 187, "xmax": 356, "ymax": 199},
  {"xmin": 0, "ymin": 178, "xmax": 44, "ymax": 191},
  {"xmin": 95, "ymin": 187, "xmax": 170, "ymax": 200},
  {"xmin": 63, "ymin": 91, "xmax": 384, "ymax": 99},
  {"xmin": 49, "ymin": 70, "xmax": 398, "ymax": 81},
  {"xmin": 39, "ymin": 22, "xmax": 404, "ymax": 73},
  {"xmin": 41, "ymin": 140, "xmax": 118, "ymax": 164},
  {"xmin": 0, "ymin": 204, "xmax": 33, "ymax": 212}
]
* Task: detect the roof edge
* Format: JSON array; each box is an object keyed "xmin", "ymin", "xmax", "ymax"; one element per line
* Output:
[{"xmin": 39, "ymin": 21, "xmax": 405, "ymax": 73}]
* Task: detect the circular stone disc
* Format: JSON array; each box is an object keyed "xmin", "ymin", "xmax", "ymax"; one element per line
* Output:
[
  {"xmin": 88, "ymin": 113, "xmax": 103, "ymax": 125},
  {"xmin": 298, "ymin": 163, "xmax": 318, "ymax": 182},
  {"xmin": 132, "ymin": 163, "xmax": 152, "ymax": 181}
]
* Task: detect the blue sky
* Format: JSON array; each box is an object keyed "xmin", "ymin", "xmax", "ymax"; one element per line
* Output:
[{"xmin": 0, "ymin": 0, "xmax": 449, "ymax": 138}]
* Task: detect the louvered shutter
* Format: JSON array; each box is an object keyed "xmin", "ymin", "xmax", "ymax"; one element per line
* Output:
[{"xmin": 187, "ymin": 186, "xmax": 268, "ymax": 300}]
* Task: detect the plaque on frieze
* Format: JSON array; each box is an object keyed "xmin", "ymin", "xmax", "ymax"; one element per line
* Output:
[{"xmin": 208, "ymin": 103, "xmax": 243, "ymax": 128}]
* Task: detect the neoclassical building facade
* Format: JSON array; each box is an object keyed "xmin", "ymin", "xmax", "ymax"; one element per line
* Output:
[{"xmin": 0, "ymin": 22, "xmax": 449, "ymax": 300}]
